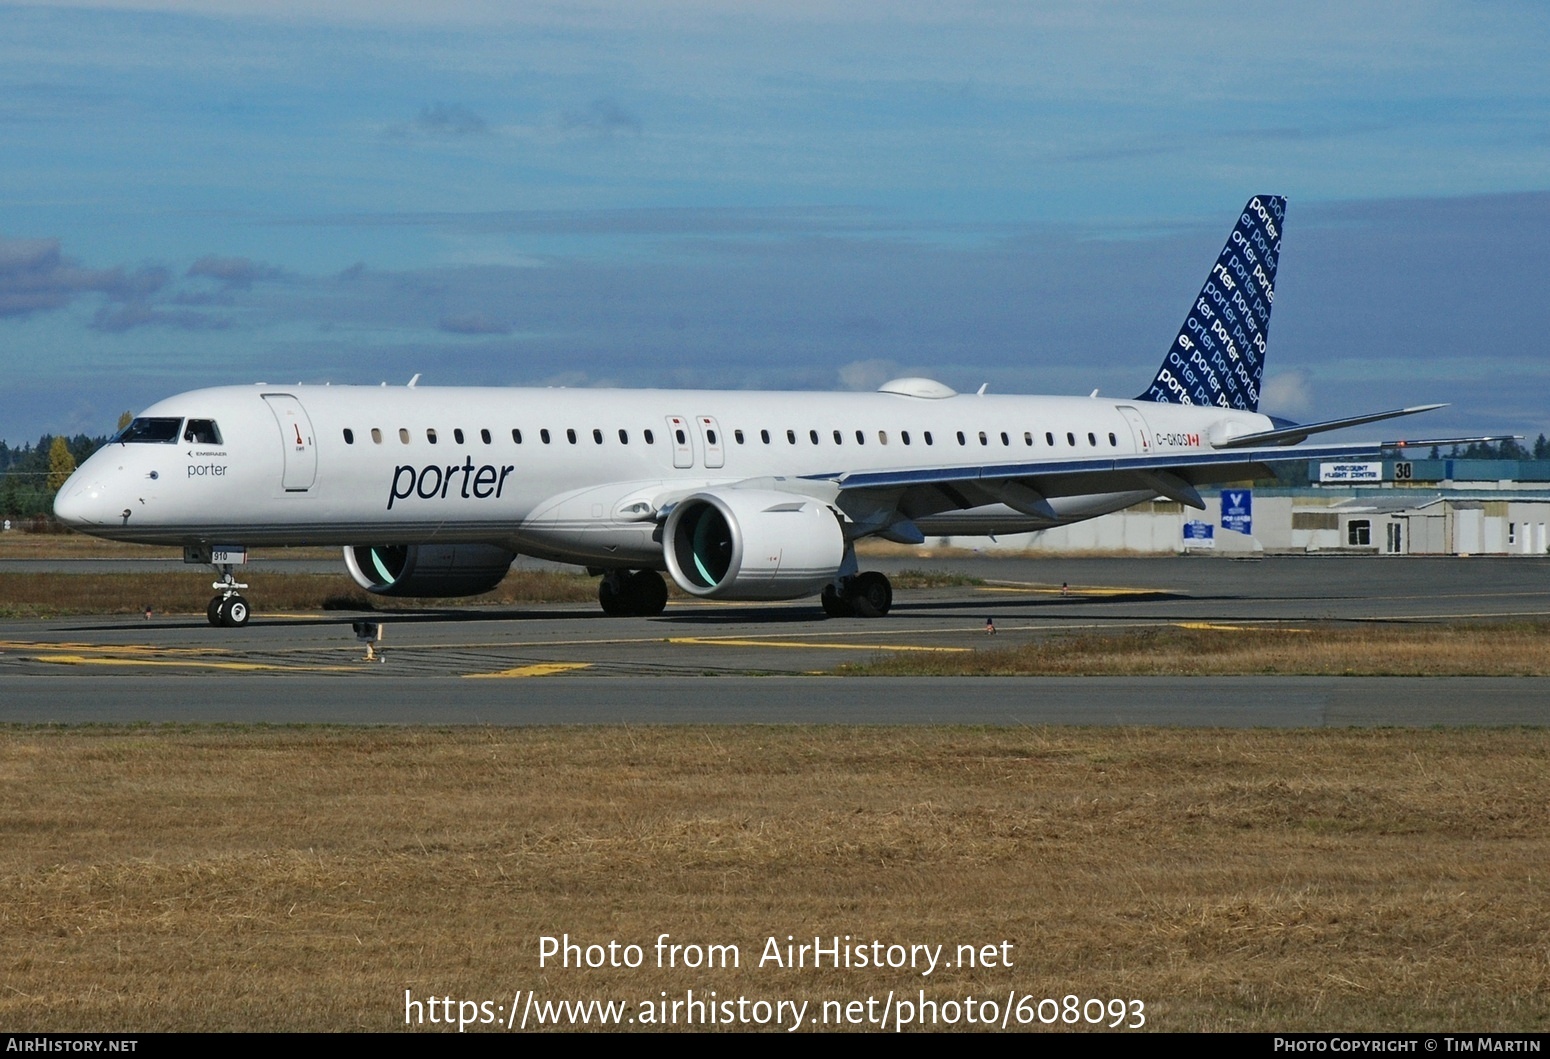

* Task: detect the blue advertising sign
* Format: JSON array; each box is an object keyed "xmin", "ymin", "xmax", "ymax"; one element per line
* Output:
[
  {"xmin": 1221, "ymin": 489, "xmax": 1252, "ymax": 535},
  {"xmin": 1183, "ymin": 520, "xmax": 1215, "ymax": 548}
]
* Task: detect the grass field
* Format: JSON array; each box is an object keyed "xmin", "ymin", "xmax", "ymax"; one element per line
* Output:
[
  {"xmin": 842, "ymin": 621, "xmax": 1550, "ymax": 677},
  {"xmin": 0, "ymin": 570, "xmax": 601, "ymax": 618},
  {"xmin": 2, "ymin": 726, "xmax": 1547, "ymax": 1032}
]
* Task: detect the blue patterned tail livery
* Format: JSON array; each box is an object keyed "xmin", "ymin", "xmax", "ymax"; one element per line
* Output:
[{"xmin": 1137, "ymin": 195, "xmax": 1285, "ymax": 411}]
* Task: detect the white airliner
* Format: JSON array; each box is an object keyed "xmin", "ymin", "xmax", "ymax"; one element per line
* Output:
[{"xmin": 53, "ymin": 197, "xmax": 1475, "ymax": 626}]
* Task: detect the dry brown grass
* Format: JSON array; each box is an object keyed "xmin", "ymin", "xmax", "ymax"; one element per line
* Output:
[
  {"xmin": 845, "ymin": 622, "xmax": 1550, "ymax": 677},
  {"xmin": 2, "ymin": 726, "xmax": 1548, "ymax": 1032},
  {"xmin": 0, "ymin": 570, "xmax": 600, "ymax": 617}
]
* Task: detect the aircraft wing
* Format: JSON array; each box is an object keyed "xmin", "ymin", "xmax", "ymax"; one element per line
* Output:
[{"xmin": 809, "ymin": 434, "xmax": 1517, "ymax": 528}]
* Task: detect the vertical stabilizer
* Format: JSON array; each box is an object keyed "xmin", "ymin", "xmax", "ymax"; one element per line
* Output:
[{"xmin": 1137, "ymin": 195, "xmax": 1285, "ymax": 411}]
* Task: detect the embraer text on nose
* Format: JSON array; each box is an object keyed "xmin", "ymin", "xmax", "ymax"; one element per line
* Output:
[{"xmin": 388, "ymin": 460, "xmax": 515, "ymax": 509}]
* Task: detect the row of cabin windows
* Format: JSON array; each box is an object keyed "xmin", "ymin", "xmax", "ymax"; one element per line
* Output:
[
  {"xmin": 340, "ymin": 426, "xmax": 1123, "ymax": 449},
  {"xmin": 341, "ymin": 426, "xmax": 657, "ymax": 446}
]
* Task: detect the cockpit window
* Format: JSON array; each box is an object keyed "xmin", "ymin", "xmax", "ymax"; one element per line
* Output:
[
  {"xmin": 114, "ymin": 417, "xmax": 183, "ymax": 444},
  {"xmin": 184, "ymin": 419, "xmax": 223, "ymax": 445}
]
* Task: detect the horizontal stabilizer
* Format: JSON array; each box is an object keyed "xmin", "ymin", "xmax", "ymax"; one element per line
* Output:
[{"xmin": 1215, "ymin": 404, "xmax": 1446, "ymax": 448}]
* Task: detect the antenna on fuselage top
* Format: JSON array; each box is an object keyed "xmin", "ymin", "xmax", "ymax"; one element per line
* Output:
[
  {"xmin": 976, "ymin": 383, "xmax": 988, "ymax": 395},
  {"xmin": 407, "ymin": 374, "xmax": 421, "ymax": 388},
  {"xmin": 1090, "ymin": 388, "xmax": 1100, "ymax": 398}
]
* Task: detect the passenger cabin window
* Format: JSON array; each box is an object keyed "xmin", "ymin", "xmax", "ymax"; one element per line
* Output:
[
  {"xmin": 1024, "ymin": 432, "xmax": 1033, "ymax": 446},
  {"xmin": 734, "ymin": 430, "xmax": 745, "ymax": 444},
  {"xmin": 116, "ymin": 417, "xmax": 182, "ymax": 444},
  {"xmin": 619, "ymin": 429, "xmax": 629, "ymax": 444},
  {"xmin": 924, "ymin": 431, "xmax": 933, "ymax": 445},
  {"xmin": 879, "ymin": 431, "xmax": 888, "ymax": 445},
  {"xmin": 1046, "ymin": 432, "xmax": 1055, "ymax": 445},
  {"xmin": 856, "ymin": 430, "xmax": 865, "ymax": 445},
  {"xmin": 1108, "ymin": 432, "xmax": 1117, "ymax": 446},
  {"xmin": 427, "ymin": 428, "xmax": 438, "ymax": 444},
  {"xmin": 902, "ymin": 431, "xmax": 911, "ymax": 445},
  {"xmin": 184, "ymin": 419, "xmax": 223, "ymax": 445},
  {"xmin": 760, "ymin": 430, "xmax": 770, "ymax": 444},
  {"xmin": 956, "ymin": 431, "xmax": 966, "ymax": 445},
  {"xmin": 809, "ymin": 430, "xmax": 819, "ymax": 445},
  {"xmin": 567, "ymin": 429, "xmax": 577, "ymax": 444},
  {"xmin": 978, "ymin": 431, "xmax": 988, "ymax": 446},
  {"xmin": 371, "ymin": 428, "xmax": 382, "ymax": 444},
  {"xmin": 786, "ymin": 430, "xmax": 796, "ymax": 444},
  {"xmin": 644, "ymin": 429, "xmax": 655, "ymax": 444},
  {"xmin": 1088, "ymin": 432, "xmax": 1097, "ymax": 446},
  {"xmin": 540, "ymin": 429, "xmax": 551, "ymax": 444},
  {"xmin": 399, "ymin": 429, "xmax": 410, "ymax": 444},
  {"xmin": 453, "ymin": 428, "xmax": 465, "ymax": 444},
  {"xmin": 512, "ymin": 429, "xmax": 523, "ymax": 444},
  {"xmin": 833, "ymin": 430, "xmax": 843, "ymax": 445},
  {"xmin": 481, "ymin": 429, "xmax": 491, "ymax": 444},
  {"xmin": 593, "ymin": 429, "xmax": 604, "ymax": 444},
  {"xmin": 1066, "ymin": 432, "xmax": 1075, "ymax": 446},
  {"xmin": 343, "ymin": 429, "xmax": 355, "ymax": 444}
]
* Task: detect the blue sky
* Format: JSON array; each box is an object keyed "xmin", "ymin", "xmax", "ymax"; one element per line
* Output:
[{"xmin": 3, "ymin": 1, "xmax": 1549, "ymax": 443}]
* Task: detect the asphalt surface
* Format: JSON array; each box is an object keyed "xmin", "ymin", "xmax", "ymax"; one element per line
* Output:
[{"xmin": 4, "ymin": 555, "xmax": 1549, "ymax": 726}]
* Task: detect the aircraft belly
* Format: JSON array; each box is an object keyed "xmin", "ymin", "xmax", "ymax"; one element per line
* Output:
[{"xmin": 513, "ymin": 524, "xmax": 659, "ymax": 566}]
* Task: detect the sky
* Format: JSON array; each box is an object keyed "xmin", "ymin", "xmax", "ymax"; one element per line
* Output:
[{"xmin": 3, "ymin": 0, "xmax": 1549, "ymax": 445}]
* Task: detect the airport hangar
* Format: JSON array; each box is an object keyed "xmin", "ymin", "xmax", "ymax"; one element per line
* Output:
[{"xmin": 937, "ymin": 458, "xmax": 1550, "ymax": 557}]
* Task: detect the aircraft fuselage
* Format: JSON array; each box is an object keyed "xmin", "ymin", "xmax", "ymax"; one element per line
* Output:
[{"xmin": 55, "ymin": 382, "xmax": 1270, "ymax": 568}]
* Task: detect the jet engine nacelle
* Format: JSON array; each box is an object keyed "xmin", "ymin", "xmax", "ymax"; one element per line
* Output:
[
  {"xmin": 663, "ymin": 489, "xmax": 844, "ymax": 600},
  {"xmin": 343, "ymin": 543, "xmax": 515, "ymax": 597}
]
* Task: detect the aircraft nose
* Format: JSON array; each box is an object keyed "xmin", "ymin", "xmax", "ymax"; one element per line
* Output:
[{"xmin": 53, "ymin": 475, "xmax": 108, "ymax": 527}]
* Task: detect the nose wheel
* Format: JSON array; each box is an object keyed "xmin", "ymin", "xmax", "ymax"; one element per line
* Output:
[{"xmin": 208, "ymin": 568, "xmax": 251, "ymax": 627}]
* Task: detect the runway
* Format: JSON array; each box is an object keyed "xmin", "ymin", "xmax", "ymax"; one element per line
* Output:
[{"xmin": 4, "ymin": 555, "xmax": 1549, "ymax": 726}]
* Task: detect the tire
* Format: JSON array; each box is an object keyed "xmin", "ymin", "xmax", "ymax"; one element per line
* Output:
[
  {"xmin": 820, "ymin": 583, "xmax": 855, "ymax": 618},
  {"xmin": 847, "ymin": 571, "xmax": 892, "ymax": 618},
  {"xmin": 598, "ymin": 577, "xmax": 630, "ymax": 616},
  {"xmin": 207, "ymin": 597, "xmax": 223, "ymax": 626},
  {"xmin": 627, "ymin": 570, "xmax": 668, "ymax": 616},
  {"xmin": 221, "ymin": 595, "xmax": 251, "ymax": 627}
]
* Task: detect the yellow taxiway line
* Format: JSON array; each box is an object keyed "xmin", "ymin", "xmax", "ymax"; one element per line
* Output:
[
  {"xmin": 464, "ymin": 662, "xmax": 592, "ymax": 679},
  {"xmin": 976, "ymin": 581, "xmax": 1169, "ymax": 597},
  {"xmin": 31, "ymin": 653, "xmax": 359, "ymax": 673},
  {"xmin": 668, "ymin": 637, "xmax": 970, "ymax": 653}
]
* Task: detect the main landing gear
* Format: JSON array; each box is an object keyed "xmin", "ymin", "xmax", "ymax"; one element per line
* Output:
[
  {"xmin": 821, "ymin": 571, "xmax": 893, "ymax": 618},
  {"xmin": 598, "ymin": 569, "xmax": 669, "ymax": 617},
  {"xmin": 207, "ymin": 568, "xmax": 251, "ymax": 628}
]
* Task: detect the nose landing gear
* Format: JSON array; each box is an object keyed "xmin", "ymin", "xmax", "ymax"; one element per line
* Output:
[
  {"xmin": 207, "ymin": 568, "xmax": 250, "ymax": 627},
  {"xmin": 186, "ymin": 546, "xmax": 253, "ymax": 628}
]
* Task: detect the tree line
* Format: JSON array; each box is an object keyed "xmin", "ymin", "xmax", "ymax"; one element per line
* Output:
[
  {"xmin": 1, "ymin": 433, "xmax": 111, "ymax": 521},
  {"xmin": 1433, "ymin": 436, "xmax": 1550, "ymax": 461}
]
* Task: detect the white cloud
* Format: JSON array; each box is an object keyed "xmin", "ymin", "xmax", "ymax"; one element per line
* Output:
[
  {"xmin": 1259, "ymin": 370, "xmax": 1314, "ymax": 418},
  {"xmin": 838, "ymin": 358, "xmax": 897, "ymax": 391}
]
